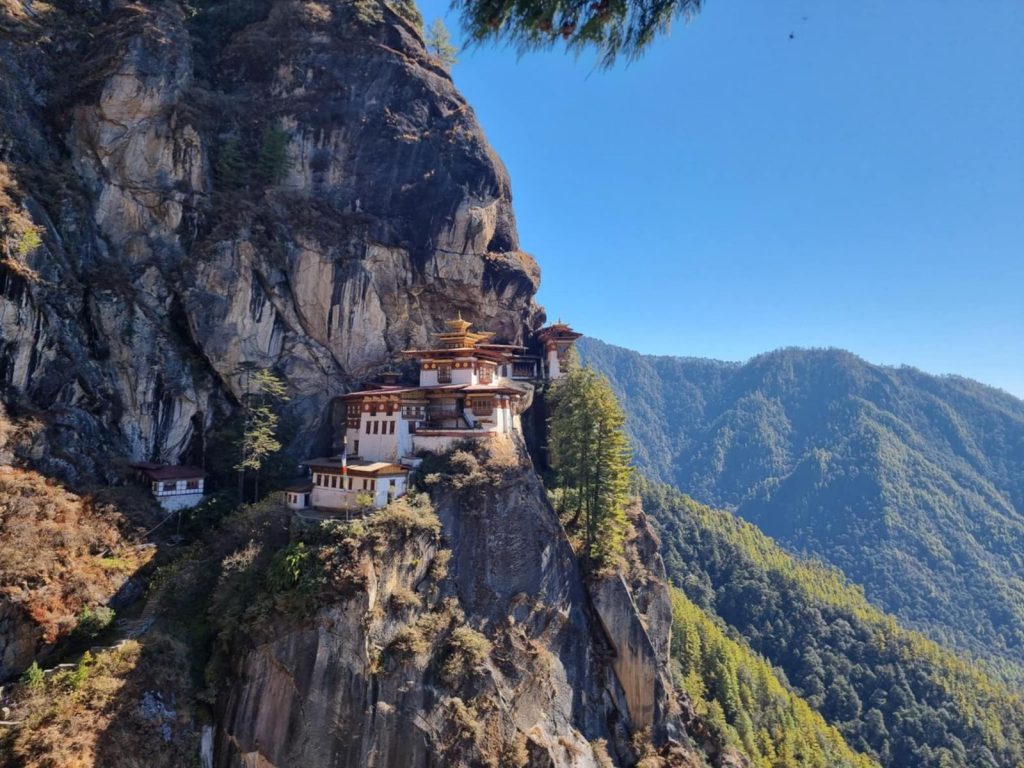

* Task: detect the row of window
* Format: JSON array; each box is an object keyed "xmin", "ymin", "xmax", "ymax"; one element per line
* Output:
[
  {"xmin": 155, "ymin": 480, "xmax": 201, "ymax": 493},
  {"xmin": 433, "ymin": 364, "xmax": 494, "ymax": 384},
  {"xmin": 315, "ymin": 473, "xmax": 375, "ymax": 491},
  {"xmin": 365, "ymin": 419, "xmax": 397, "ymax": 435}
]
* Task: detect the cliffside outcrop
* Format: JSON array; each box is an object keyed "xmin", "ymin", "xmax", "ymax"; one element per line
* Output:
[
  {"xmin": 0, "ymin": 0, "xmax": 540, "ymax": 484},
  {"xmin": 216, "ymin": 441, "xmax": 694, "ymax": 767}
]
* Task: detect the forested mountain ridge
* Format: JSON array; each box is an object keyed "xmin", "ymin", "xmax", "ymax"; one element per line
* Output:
[
  {"xmin": 579, "ymin": 337, "xmax": 1024, "ymax": 674},
  {"xmin": 643, "ymin": 481, "xmax": 1024, "ymax": 768}
]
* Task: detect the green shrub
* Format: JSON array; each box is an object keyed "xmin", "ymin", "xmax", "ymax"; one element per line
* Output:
[
  {"xmin": 14, "ymin": 227, "xmax": 41, "ymax": 257},
  {"xmin": 266, "ymin": 541, "xmax": 315, "ymax": 593},
  {"xmin": 67, "ymin": 651, "xmax": 93, "ymax": 691},
  {"xmin": 21, "ymin": 661, "xmax": 44, "ymax": 690},
  {"xmin": 75, "ymin": 606, "xmax": 115, "ymax": 639}
]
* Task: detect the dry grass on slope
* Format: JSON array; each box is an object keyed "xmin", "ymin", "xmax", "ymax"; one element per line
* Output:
[
  {"xmin": 6, "ymin": 634, "xmax": 199, "ymax": 768},
  {"xmin": 0, "ymin": 467, "xmax": 152, "ymax": 645}
]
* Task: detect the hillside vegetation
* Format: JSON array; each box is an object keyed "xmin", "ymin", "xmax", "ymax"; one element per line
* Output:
[
  {"xmin": 669, "ymin": 587, "xmax": 877, "ymax": 768},
  {"xmin": 0, "ymin": 467, "xmax": 152, "ymax": 677},
  {"xmin": 643, "ymin": 480, "xmax": 1024, "ymax": 768},
  {"xmin": 580, "ymin": 338, "xmax": 1024, "ymax": 675}
]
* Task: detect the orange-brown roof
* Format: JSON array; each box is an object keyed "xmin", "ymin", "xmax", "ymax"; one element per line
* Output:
[{"xmin": 536, "ymin": 323, "xmax": 582, "ymax": 342}]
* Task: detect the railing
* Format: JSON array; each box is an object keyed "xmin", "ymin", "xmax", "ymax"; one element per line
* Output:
[
  {"xmin": 422, "ymin": 406, "xmax": 473, "ymax": 430},
  {"xmin": 511, "ymin": 361, "xmax": 536, "ymax": 379}
]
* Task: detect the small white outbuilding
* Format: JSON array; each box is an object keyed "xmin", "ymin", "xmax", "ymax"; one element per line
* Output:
[{"xmin": 130, "ymin": 463, "xmax": 207, "ymax": 512}]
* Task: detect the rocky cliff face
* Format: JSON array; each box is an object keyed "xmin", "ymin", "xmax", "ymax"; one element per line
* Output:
[
  {"xmin": 0, "ymin": 0, "xmax": 541, "ymax": 483},
  {"xmin": 216, "ymin": 440, "xmax": 691, "ymax": 767}
]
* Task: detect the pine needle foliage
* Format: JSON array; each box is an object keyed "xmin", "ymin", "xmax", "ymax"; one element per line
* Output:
[
  {"xmin": 455, "ymin": 0, "xmax": 702, "ymax": 67},
  {"xmin": 426, "ymin": 18, "xmax": 458, "ymax": 68},
  {"xmin": 644, "ymin": 480, "xmax": 1024, "ymax": 768},
  {"xmin": 548, "ymin": 365, "xmax": 632, "ymax": 572},
  {"xmin": 236, "ymin": 369, "xmax": 289, "ymax": 501},
  {"xmin": 670, "ymin": 588, "xmax": 879, "ymax": 768}
]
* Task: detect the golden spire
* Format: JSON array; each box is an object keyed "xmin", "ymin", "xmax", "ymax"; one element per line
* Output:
[
  {"xmin": 446, "ymin": 311, "xmax": 473, "ymax": 335},
  {"xmin": 435, "ymin": 313, "xmax": 493, "ymax": 348}
]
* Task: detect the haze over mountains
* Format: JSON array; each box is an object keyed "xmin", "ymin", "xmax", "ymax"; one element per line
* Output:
[{"xmin": 579, "ymin": 337, "xmax": 1024, "ymax": 677}]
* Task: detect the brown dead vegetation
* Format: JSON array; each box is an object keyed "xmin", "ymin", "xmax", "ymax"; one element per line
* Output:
[
  {"xmin": 7, "ymin": 633, "xmax": 199, "ymax": 768},
  {"xmin": 0, "ymin": 466, "xmax": 152, "ymax": 645}
]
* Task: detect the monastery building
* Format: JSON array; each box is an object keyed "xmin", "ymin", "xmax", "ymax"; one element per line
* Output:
[{"xmin": 291, "ymin": 316, "xmax": 579, "ymax": 513}]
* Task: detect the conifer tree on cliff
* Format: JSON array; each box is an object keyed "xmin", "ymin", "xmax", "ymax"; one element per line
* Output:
[
  {"xmin": 548, "ymin": 364, "xmax": 632, "ymax": 571},
  {"xmin": 454, "ymin": 0, "xmax": 702, "ymax": 66},
  {"xmin": 236, "ymin": 368, "xmax": 289, "ymax": 503}
]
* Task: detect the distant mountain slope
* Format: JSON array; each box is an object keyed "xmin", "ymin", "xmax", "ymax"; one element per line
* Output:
[
  {"xmin": 642, "ymin": 480, "xmax": 1024, "ymax": 768},
  {"xmin": 579, "ymin": 337, "xmax": 1024, "ymax": 673}
]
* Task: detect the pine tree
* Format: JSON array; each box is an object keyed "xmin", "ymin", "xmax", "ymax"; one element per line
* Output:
[
  {"xmin": 548, "ymin": 365, "xmax": 632, "ymax": 571},
  {"xmin": 425, "ymin": 18, "xmax": 458, "ymax": 68},
  {"xmin": 237, "ymin": 368, "xmax": 289, "ymax": 501}
]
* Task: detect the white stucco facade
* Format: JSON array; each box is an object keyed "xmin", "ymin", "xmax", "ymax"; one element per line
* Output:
[
  {"xmin": 132, "ymin": 465, "xmax": 207, "ymax": 512},
  {"xmin": 310, "ymin": 470, "xmax": 408, "ymax": 509},
  {"xmin": 153, "ymin": 487, "xmax": 205, "ymax": 512}
]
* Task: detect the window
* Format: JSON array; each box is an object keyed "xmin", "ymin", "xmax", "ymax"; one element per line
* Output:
[
  {"xmin": 479, "ymin": 365, "xmax": 493, "ymax": 384},
  {"xmin": 365, "ymin": 420, "xmax": 371, "ymax": 434},
  {"xmin": 162, "ymin": 481, "xmax": 177, "ymax": 492},
  {"xmin": 438, "ymin": 363, "xmax": 452, "ymax": 383},
  {"xmin": 331, "ymin": 475, "xmax": 338, "ymax": 488},
  {"xmin": 348, "ymin": 477, "xmax": 354, "ymax": 490},
  {"xmin": 389, "ymin": 420, "xmax": 396, "ymax": 434},
  {"xmin": 372, "ymin": 421, "xmax": 379, "ymax": 434},
  {"xmin": 186, "ymin": 479, "xmax": 200, "ymax": 490},
  {"xmin": 353, "ymin": 439, "xmax": 359, "ymax": 455},
  {"xmin": 471, "ymin": 398, "xmax": 494, "ymax": 415}
]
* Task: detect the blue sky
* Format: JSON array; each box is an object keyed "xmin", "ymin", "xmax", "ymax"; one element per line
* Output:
[{"xmin": 417, "ymin": 0, "xmax": 1024, "ymax": 397}]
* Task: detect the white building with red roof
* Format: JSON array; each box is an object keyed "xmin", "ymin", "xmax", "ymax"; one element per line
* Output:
[{"xmin": 130, "ymin": 463, "xmax": 207, "ymax": 512}]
